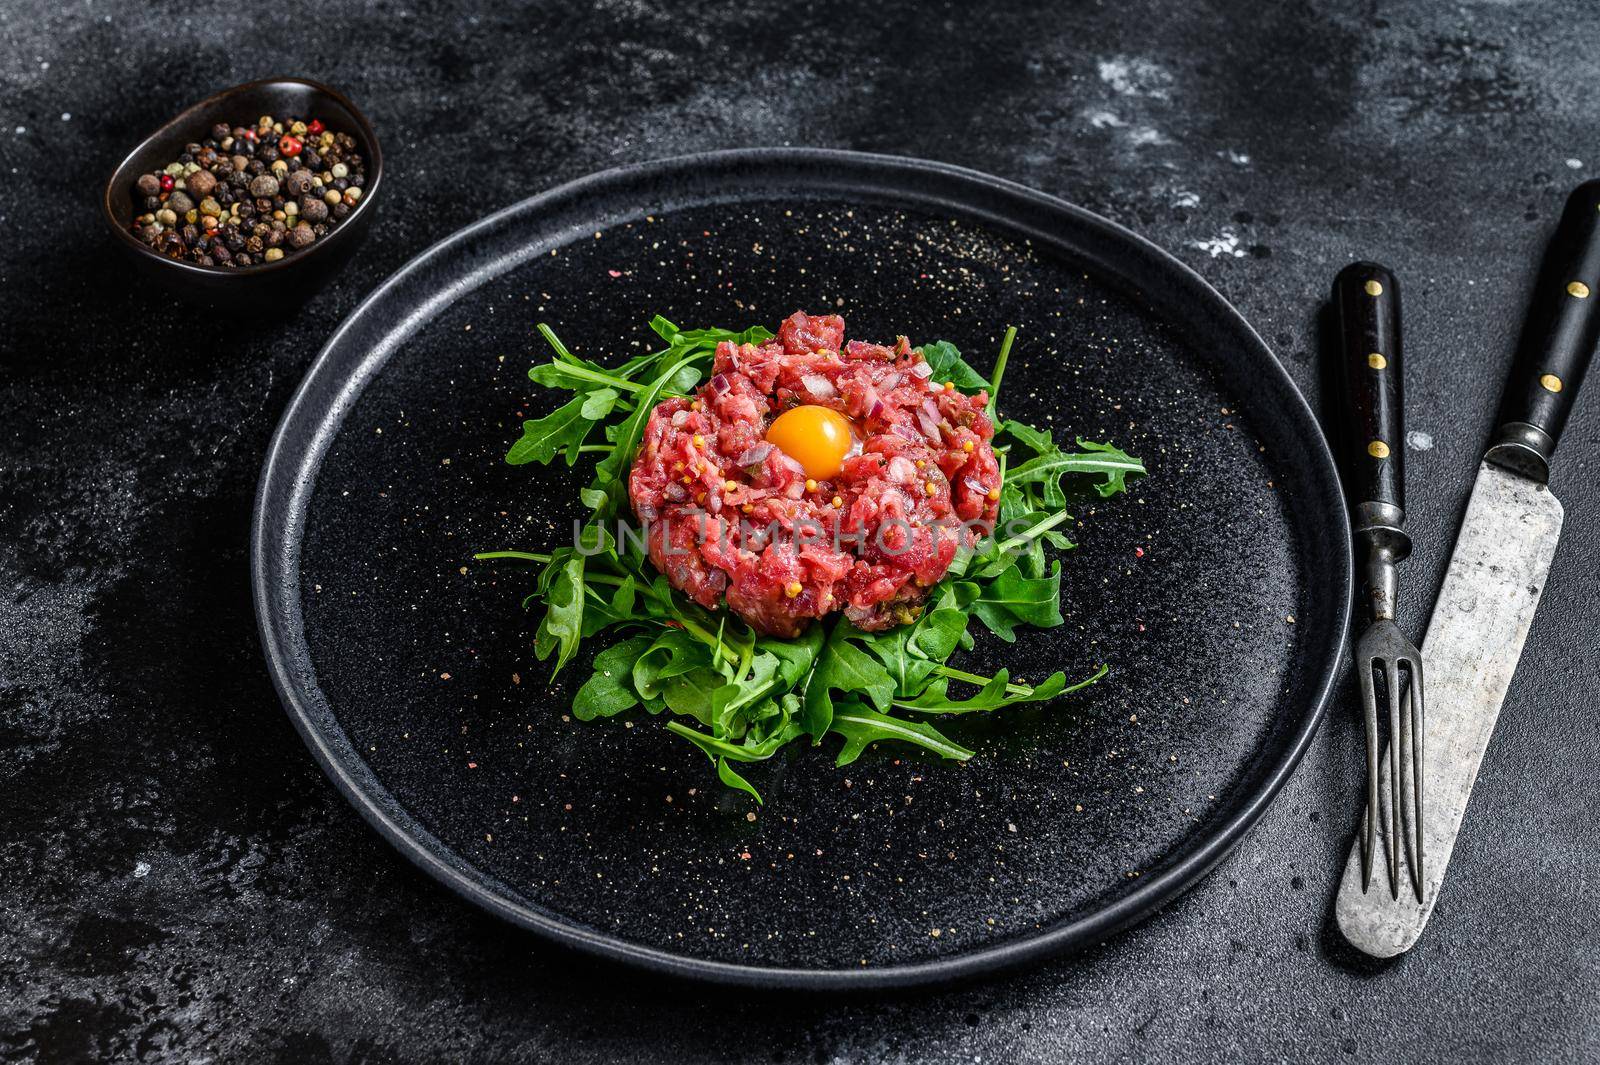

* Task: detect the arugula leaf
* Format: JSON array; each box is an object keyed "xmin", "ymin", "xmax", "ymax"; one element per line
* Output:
[
  {"xmin": 573, "ymin": 636, "xmax": 653, "ymax": 719},
  {"xmin": 800, "ymin": 624, "xmax": 895, "ymax": 739},
  {"xmin": 716, "ymin": 758, "xmax": 764, "ymax": 803},
  {"xmin": 532, "ymin": 555, "xmax": 585, "ymax": 675},
  {"xmin": 580, "ymin": 387, "xmax": 620, "ymax": 420},
  {"xmin": 967, "ymin": 560, "xmax": 1064, "ymax": 641},
  {"xmin": 917, "ymin": 340, "xmax": 991, "ymax": 391},
  {"xmin": 829, "ymin": 703, "xmax": 973, "ymax": 766},
  {"xmin": 506, "ymin": 396, "xmax": 596, "ymax": 466},
  {"xmin": 1006, "ymin": 439, "xmax": 1146, "ymax": 506},
  {"xmin": 897, "ymin": 664, "xmax": 1105, "ymax": 713}
]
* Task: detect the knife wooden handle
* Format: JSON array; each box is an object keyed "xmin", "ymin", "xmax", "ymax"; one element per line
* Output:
[
  {"xmin": 1334, "ymin": 262, "xmax": 1407, "ymax": 531},
  {"xmin": 1488, "ymin": 179, "xmax": 1600, "ymax": 483}
]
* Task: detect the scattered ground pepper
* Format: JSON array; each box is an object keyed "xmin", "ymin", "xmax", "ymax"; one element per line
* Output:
[{"xmin": 126, "ymin": 113, "xmax": 366, "ymax": 267}]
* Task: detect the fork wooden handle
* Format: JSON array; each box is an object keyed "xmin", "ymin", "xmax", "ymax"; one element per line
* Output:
[
  {"xmin": 1487, "ymin": 179, "xmax": 1600, "ymax": 483},
  {"xmin": 1334, "ymin": 262, "xmax": 1407, "ymax": 540}
]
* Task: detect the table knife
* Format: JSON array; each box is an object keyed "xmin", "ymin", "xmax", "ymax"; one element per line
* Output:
[{"xmin": 1336, "ymin": 180, "xmax": 1600, "ymax": 957}]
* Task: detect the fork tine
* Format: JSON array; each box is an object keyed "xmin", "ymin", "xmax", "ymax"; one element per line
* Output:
[
  {"xmin": 1386, "ymin": 658, "xmax": 1403, "ymax": 901},
  {"xmin": 1357, "ymin": 655, "xmax": 1380, "ymax": 892},
  {"xmin": 1408, "ymin": 657, "xmax": 1426, "ymax": 902}
]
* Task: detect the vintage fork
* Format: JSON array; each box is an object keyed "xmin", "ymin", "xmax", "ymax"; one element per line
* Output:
[{"xmin": 1333, "ymin": 263, "xmax": 1425, "ymax": 902}]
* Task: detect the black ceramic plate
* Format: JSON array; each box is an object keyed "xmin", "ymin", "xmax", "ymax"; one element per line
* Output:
[{"xmin": 252, "ymin": 149, "xmax": 1351, "ymax": 990}]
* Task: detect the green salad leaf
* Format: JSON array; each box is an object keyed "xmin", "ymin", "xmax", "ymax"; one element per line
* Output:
[{"xmin": 476, "ymin": 317, "xmax": 1145, "ymax": 802}]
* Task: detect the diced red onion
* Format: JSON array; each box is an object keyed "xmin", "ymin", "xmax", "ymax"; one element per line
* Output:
[
  {"xmin": 800, "ymin": 373, "xmax": 836, "ymax": 397},
  {"xmin": 736, "ymin": 441, "xmax": 773, "ymax": 465},
  {"xmin": 711, "ymin": 373, "xmax": 731, "ymax": 393},
  {"xmin": 868, "ymin": 397, "xmax": 887, "ymax": 420},
  {"xmin": 664, "ymin": 482, "xmax": 687, "ymax": 502},
  {"xmin": 909, "ymin": 361, "xmax": 933, "ymax": 378},
  {"xmin": 888, "ymin": 456, "xmax": 917, "ymax": 483},
  {"xmin": 917, "ymin": 402, "xmax": 942, "ymax": 441},
  {"xmin": 671, "ymin": 410, "xmax": 692, "ymax": 428}
]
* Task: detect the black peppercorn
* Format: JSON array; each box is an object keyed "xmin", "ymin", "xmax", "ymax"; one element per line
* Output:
[
  {"xmin": 235, "ymin": 253, "xmax": 252, "ymax": 266},
  {"xmin": 211, "ymin": 122, "xmax": 230, "ymax": 142},
  {"xmin": 332, "ymin": 202, "xmax": 350, "ymax": 220},
  {"xmin": 225, "ymin": 230, "xmax": 246, "ymax": 251},
  {"xmin": 260, "ymin": 145, "xmax": 279, "ymax": 163},
  {"xmin": 196, "ymin": 254, "xmax": 214, "ymax": 266},
  {"xmin": 181, "ymin": 223, "xmax": 199, "ymax": 243},
  {"xmin": 301, "ymin": 148, "xmax": 321, "ymax": 170},
  {"xmin": 212, "ymin": 244, "xmax": 231, "ymax": 262},
  {"xmin": 245, "ymin": 235, "xmax": 264, "ymax": 254},
  {"xmin": 143, "ymin": 195, "xmax": 162, "ymax": 211}
]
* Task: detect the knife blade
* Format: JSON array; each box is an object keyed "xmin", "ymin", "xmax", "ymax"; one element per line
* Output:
[{"xmin": 1336, "ymin": 179, "xmax": 1600, "ymax": 957}]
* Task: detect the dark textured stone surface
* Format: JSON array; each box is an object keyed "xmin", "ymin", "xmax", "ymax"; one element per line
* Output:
[{"xmin": 2, "ymin": 2, "xmax": 1598, "ymax": 1061}]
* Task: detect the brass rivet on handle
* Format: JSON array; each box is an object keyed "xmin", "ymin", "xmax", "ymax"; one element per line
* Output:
[
  {"xmin": 1364, "ymin": 280, "xmax": 1384, "ymax": 297},
  {"xmin": 1567, "ymin": 281, "xmax": 1591, "ymax": 298},
  {"xmin": 1541, "ymin": 373, "xmax": 1565, "ymax": 393},
  {"xmin": 1367, "ymin": 440, "xmax": 1391, "ymax": 459},
  {"xmin": 1368, "ymin": 352, "xmax": 1387, "ymax": 369}
]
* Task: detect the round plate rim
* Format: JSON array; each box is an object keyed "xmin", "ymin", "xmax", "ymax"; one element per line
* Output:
[{"xmin": 250, "ymin": 147, "xmax": 1353, "ymax": 991}]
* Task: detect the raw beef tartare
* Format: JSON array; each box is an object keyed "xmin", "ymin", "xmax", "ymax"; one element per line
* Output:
[{"xmin": 628, "ymin": 311, "xmax": 1002, "ymax": 637}]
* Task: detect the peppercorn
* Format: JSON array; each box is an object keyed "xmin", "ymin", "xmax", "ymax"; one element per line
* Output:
[
  {"xmin": 187, "ymin": 169, "xmax": 217, "ymax": 198},
  {"xmin": 125, "ymin": 112, "xmax": 364, "ymax": 267}
]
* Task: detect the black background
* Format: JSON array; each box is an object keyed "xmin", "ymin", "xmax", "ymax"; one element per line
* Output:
[{"xmin": 3, "ymin": 2, "xmax": 1598, "ymax": 1061}]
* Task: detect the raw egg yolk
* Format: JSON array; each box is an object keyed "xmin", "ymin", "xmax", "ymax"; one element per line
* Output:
[{"xmin": 766, "ymin": 405, "xmax": 854, "ymax": 480}]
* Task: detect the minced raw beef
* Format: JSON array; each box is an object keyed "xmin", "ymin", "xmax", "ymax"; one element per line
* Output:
[{"xmin": 628, "ymin": 311, "xmax": 1003, "ymax": 637}]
